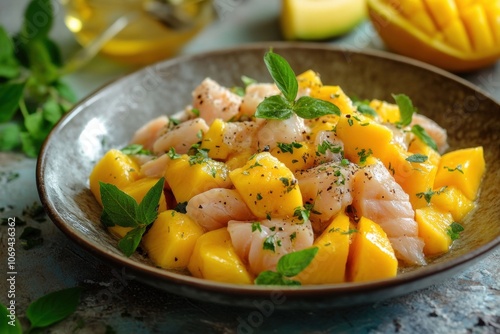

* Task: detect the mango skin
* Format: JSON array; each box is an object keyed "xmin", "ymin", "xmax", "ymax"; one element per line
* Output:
[
  {"xmin": 89, "ymin": 149, "xmax": 141, "ymax": 205},
  {"xmin": 346, "ymin": 216, "xmax": 398, "ymax": 282},
  {"xmin": 229, "ymin": 152, "xmax": 303, "ymax": 219},
  {"xmin": 142, "ymin": 210, "xmax": 204, "ymax": 269},
  {"xmin": 295, "ymin": 211, "xmax": 351, "ymax": 284},
  {"xmin": 187, "ymin": 228, "xmax": 253, "ymax": 284}
]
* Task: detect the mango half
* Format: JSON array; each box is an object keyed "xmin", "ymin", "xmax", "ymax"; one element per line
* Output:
[
  {"xmin": 367, "ymin": 0, "xmax": 500, "ymax": 72},
  {"xmin": 281, "ymin": 0, "xmax": 367, "ymax": 40}
]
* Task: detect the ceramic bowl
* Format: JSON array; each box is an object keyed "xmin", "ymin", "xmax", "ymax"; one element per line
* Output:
[{"xmin": 37, "ymin": 43, "xmax": 500, "ymax": 309}]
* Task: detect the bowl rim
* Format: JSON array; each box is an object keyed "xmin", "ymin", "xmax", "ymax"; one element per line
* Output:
[{"xmin": 36, "ymin": 42, "xmax": 500, "ymax": 303}]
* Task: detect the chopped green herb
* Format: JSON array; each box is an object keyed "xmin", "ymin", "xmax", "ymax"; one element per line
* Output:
[
  {"xmin": 173, "ymin": 201, "xmax": 188, "ymax": 214},
  {"xmin": 121, "ymin": 144, "xmax": 153, "ymax": 155},
  {"xmin": 251, "ymin": 222, "xmax": 262, "ymax": 232},
  {"xmin": 167, "ymin": 147, "xmax": 181, "ymax": 159},
  {"xmin": 406, "ymin": 153, "xmax": 428, "ymax": 163},
  {"xmin": 293, "ymin": 206, "xmax": 310, "ymax": 222},
  {"xmin": 256, "ymin": 193, "xmax": 263, "ymax": 200},
  {"xmin": 416, "ymin": 186, "xmax": 447, "ymax": 204},
  {"xmin": 444, "ymin": 164, "xmax": 464, "ymax": 174},
  {"xmin": 277, "ymin": 141, "xmax": 303, "ymax": 153},
  {"xmin": 353, "ymin": 100, "xmax": 378, "ymax": 118},
  {"xmin": 447, "ymin": 222, "xmax": 464, "ymax": 241},
  {"xmin": 263, "ymin": 235, "xmax": 276, "ymax": 252},
  {"xmin": 357, "ymin": 148, "xmax": 373, "ymax": 164}
]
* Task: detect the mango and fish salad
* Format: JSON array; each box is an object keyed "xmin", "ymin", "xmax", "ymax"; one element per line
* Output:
[{"xmin": 89, "ymin": 52, "xmax": 485, "ymax": 285}]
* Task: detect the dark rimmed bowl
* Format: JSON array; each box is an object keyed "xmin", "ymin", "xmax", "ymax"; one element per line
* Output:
[{"xmin": 37, "ymin": 43, "xmax": 500, "ymax": 309}]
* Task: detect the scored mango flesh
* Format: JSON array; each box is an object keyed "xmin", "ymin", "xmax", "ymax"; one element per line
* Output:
[{"xmin": 367, "ymin": 0, "xmax": 500, "ymax": 71}]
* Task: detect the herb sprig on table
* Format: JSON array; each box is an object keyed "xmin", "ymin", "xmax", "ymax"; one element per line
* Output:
[{"xmin": 0, "ymin": 0, "xmax": 77, "ymax": 157}]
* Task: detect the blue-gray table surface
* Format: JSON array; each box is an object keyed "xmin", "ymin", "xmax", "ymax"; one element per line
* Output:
[{"xmin": 0, "ymin": 0, "xmax": 499, "ymax": 333}]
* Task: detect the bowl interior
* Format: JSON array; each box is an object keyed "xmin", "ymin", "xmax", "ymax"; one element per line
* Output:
[{"xmin": 37, "ymin": 43, "xmax": 500, "ymax": 308}]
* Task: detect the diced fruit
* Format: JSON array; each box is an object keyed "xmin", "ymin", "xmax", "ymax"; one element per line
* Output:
[
  {"xmin": 297, "ymin": 70, "xmax": 322, "ymax": 91},
  {"xmin": 346, "ymin": 216, "xmax": 398, "ymax": 282},
  {"xmin": 270, "ymin": 141, "xmax": 315, "ymax": 172},
  {"xmin": 367, "ymin": 0, "xmax": 500, "ymax": 72},
  {"xmin": 89, "ymin": 149, "xmax": 141, "ymax": 205},
  {"xmin": 430, "ymin": 186, "xmax": 475, "ymax": 222},
  {"xmin": 188, "ymin": 228, "xmax": 253, "ymax": 284},
  {"xmin": 229, "ymin": 152, "xmax": 303, "ymax": 219},
  {"xmin": 408, "ymin": 136, "xmax": 441, "ymax": 167},
  {"xmin": 416, "ymin": 205, "xmax": 454, "ymax": 255},
  {"xmin": 434, "ymin": 146, "xmax": 485, "ymax": 201},
  {"xmin": 164, "ymin": 154, "xmax": 232, "ymax": 203},
  {"xmin": 281, "ymin": 0, "xmax": 367, "ymax": 40},
  {"xmin": 295, "ymin": 211, "xmax": 351, "ymax": 284},
  {"xmin": 369, "ymin": 99, "xmax": 400, "ymax": 123},
  {"xmin": 311, "ymin": 85, "xmax": 355, "ymax": 115},
  {"xmin": 108, "ymin": 178, "xmax": 168, "ymax": 238},
  {"xmin": 142, "ymin": 210, "xmax": 204, "ymax": 269},
  {"xmin": 200, "ymin": 118, "xmax": 231, "ymax": 160}
]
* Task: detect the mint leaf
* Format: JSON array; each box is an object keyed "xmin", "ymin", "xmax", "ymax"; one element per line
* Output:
[
  {"xmin": 26, "ymin": 287, "xmax": 82, "ymax": 330},
  {"xmin": 20, "ymin": 131, "xmax": 41, "ymax": 158},
  {"xmin": 118, "ymin": 226, "xmax": 147, "ymax": 257},
  {"xmin": 0, "ymin": 82, "xmax": 25, "ymax": 122},
  {"xmin": 24, "ymin": 111, "xmax": 51, "ymax": 141},
  {"xmin": 42, "ymin": 96, "xmax": 62, "ymax": 125},
  {"xmin": 255, "ymin": 95, "xmax": 294, "ymax": 119},
  {"xmin": 0, "ymin": 27, "xmax": 20, "ymax": 79},
  {"xmin": 99, "ymin": 182, "xmax": 139, "ymax": 228},
  {"xmin": 136, "ymin": 178, "xmax": 164, "ymax": 225},
  {"xmin": 293, "ymin": 96, "xmax": 340, "ymax": 119},
  {"xmin": 241, "ymin": 75, "xmax": 257, "ymax": 87},
  {"xmin": 254, "ymin": 271, "xmax": 301, "ymax": 286},
  {"xmin": 277, "ymin": 247, "xmax": 318, "ymax": 277},
  {"xmin": 21, "ymin": 0, "xmax": 53, "ymax": 41},
  {"xmin": 411, "ymin": 124, "xmax": 438, "ymax": 151},
  {"xmin": 447, "ymin": 222, "xmax": 464, "ymax": 241},
  {"xmin": 54, "ymin": 80, "xmax": 77, "ymax": 104},
  {"xmin": 0, "ymin": 123, "xmax": 21, "ymax": 151},
  {"xmin": 353, "ymin": 100, "xmax": 378, "ymax": 118},
  {"xmin": 0, "ymin": 303, "xmax": 22, "ymax": 334},
  {"xmin": 121, "ymin": 144, "xmax": 152, "ymax": 155},
  {"xmin": 406, "ymin": 153, "xmax": 428, "ymax": 163},
  {"xmin": 393, "ymin": 94, "xmax": 415, "ymax": 127},
  {"xmin": 264, "ymin": 51, "xmax": 298, "ymax": 103}
]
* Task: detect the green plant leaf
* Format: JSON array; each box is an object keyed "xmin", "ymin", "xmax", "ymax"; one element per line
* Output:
[
  {"xmin": 118, "ymin": 226, "xmax": 146, "ymax": 257},
  {"xmin": 136, "ymin": 177, "xmax": 164, "ymax": 226},
  {"xmin": 353, "ymin": 100, "xmax": 378, "ymax": 118},
  {"xmin": 0, "ymin": 27, "xmax": 20, "ymax": 79},
  {"xmin": 24, "ymin": 111, "xmax": 51, "ymax": 141},
  {"xmin": 20, "ymin": 131, "xmax": 40, "ymax": 157},
  {"xmin": 255, "ymin": 95, "xmax": 294, "ymax": 120},
  {"xmin": 99, "ymin": 182, "xmax": 139, "ymax": 228},
  {"xmin": 263, "ymin": 51, "xmax": 298, "ymax": 103},
  {"xmin": 26, "ymin": 287, "xmax": 82, "ymax": 330},
  {"xmin": 254, "ymin": 271, "xmax": 300, "ymax": 286},
  {"xmin": 293, "ymin": 96, "xmax": 340, "ymax": 119},
  {"xmin": 447, "ymin": 222, "xmax": 464, "ymax": 241},
  {"xmin": 392, "ymin": 94, "xmax": 415, "ymax": 127},
  {"xmin": 54, "ymin": 80, "xmax": 78, "ymax": 104},
  {"xmin": 406, "ymin": 153, "xmax": 428, "ymax": 163},
  {"xmin": 411, "ymin": 124, "xmax": 438, "ymax": 151},
  {"xmin": 0, "ymin": 82, "xmax": 25, "ymax": 122},
  {"xmin": 277, "ymin": 247, "xmax": 318, "ymax": 277},
  {"xmin": 25, "ymin": 39, "xmax": 59, "ymax": 84},
  {"xmin": 0, "ymin": 123, "xmax": 21, "ymax": 151},
  {"xmin": 42, "ymin": 96, "xmax": 62, "ymax": 125},
  {"xmin": 21, "ymin": 0, "xmax": 53, "ymax": 41},
  {"xmin": 0, "ymin": 303, "xmax": 22, "ymax": 334}
]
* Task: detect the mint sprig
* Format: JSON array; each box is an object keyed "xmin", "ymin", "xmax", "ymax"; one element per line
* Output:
[
  {"xmin": 99, "ymin": 177, "xmax": 165, "ymax": 256},
  {"xmin": 255, "ymin": 247, "xmax": 318, "ymax": 286},
  {"xmin": 255, "ymin": 51, "xmax": 340, "ymax": 120}
]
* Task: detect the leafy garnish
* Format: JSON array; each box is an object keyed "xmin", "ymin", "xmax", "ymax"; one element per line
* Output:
[
  {"xmin": 121, "ymin": 144, "xmax": 153, "ymax": 155},
  {"xmin": 411, "ymin": 124, "xmax": 438, "ymax": 151},
  {"xmin": 0, "ymin": 0, "xmax": 77, "ymax": 157},
  {"xmin": 444, "ymin": 164, "xmax": 464, "ymax": 174},
  {"xmin": 255, "ymin": 51, "xmax": 340, "ymax": 120},
  {"xmin": 416, "ymin": 186, "xmax": 447, "ymax": 204},
  {"xmin": 99, "ymin": 178, "xmax": 164, "ymax": 256},
  {"xmin": 293, "ymin": 206, "xmax": 311, "ymax": 222},
  {"xmin": 255, "ymin": 247, "xmax": 318, "ymax": 286},
  {"xmin": 447, "ymin": 222, "xmax": 464, "ymax": 241},
  {"xmin": 277, "ymin": 141, "xmax": 303, "ymax": 153},
  {"xmin": 393, "ymin": 94, "xmax": 415, "ymax": 127},
  {"xmin": 26, "ymin": 287, "xmax": 82, "ymax": 332},
  {"xmin": 406, "ymin": 153, "xmax": 428, "ymax": 163},
  {"xmin": 353, "ymin": 99, "xmax": 378, "ymax": 118}
]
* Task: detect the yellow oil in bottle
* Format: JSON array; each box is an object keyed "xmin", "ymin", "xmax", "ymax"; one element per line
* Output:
[{"xmin": 61, "ymin": 0, "xmax": 214, "ymax": 65}]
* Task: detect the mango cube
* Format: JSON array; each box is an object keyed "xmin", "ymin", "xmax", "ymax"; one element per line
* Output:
[
  {"xmin": 200, "ymin": 118, "xmax": 231, "ymax": 160},
  {"xmin": 188, "ymin": 228, "xmax": 253, "ymax": 284},
  {"xmin": 295, "ymin": 211, "xmax": 351, "ymax": 284},
  {"xmin": 346, "ymin": 216, "xmax": 398, "ymax": 282},
  {"xmin": 416, "ymin": 205, "xmax": 454, "ymax": 255},
  {"xmin": 270, "ymin": 141, "xmax": 315, "ymax": 172},
  {"xmin": 434, "ymin": 146, "xmax": 485, "ymax": 201},
  {"xmin": 142, "ymin": 210, "xmax": 204, "ymax": 269},
  {"xmin": 430, "ymin": 186, "xmax": 475, "ymax": 222},
  {"xmin": 229, "ymin": 152, "xmax": 303, "ymax": 219}
]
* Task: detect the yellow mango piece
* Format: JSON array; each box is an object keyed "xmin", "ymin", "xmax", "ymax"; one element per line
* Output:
[
  {"xmin": 369, "ymin": 99, "xmax": 400, "ymax": 123},
  {"xmin": 461, "ymin": 5, "xmax": 495, "ymax": 51},
  {"xmin": 416, "ymin": 205, "xmax": 454, "ymax": 255},
  {"xmin": 485, "ymin": 4, "xmax": 500, "ymax": 44},
  {"xmin": 270, "ymin": 141, "xmax": 315, "ymax": 172},
  {"xmin": 229, "ymin": 152, "xmax": 303, "ymax": 219},
  {"xmin": 142, "ymin": 210, "xmax": 204, "ymax": 269},
  {"xmin": 108, "ymin": 178, "xmax": 168, "ymax": 238},
  {"xmin": 295, "ymin": 211, "xmax": 351, "ymax": 284},
  {"xmin": 382, "ymin": 145, "xmax": 438, "ymax": 209},
  {"xmin": 200, "ymin": 118, "xmax": 231, "ymax": 160},
  {"xmin": 442, "ymin": 19, "xmax": 472, "ymax": 52},
  {"xmin": 408, "ymin": 136, "xmax": 441, "ymax": 167},
  {"xmin": 434, "ymin": 146, "xmax": 485, "ymax": 200},
  {"xmin": 311, "ymin": 85, "xmax": 355, "ymax": 115},
  {"xmin": 399, "ymin": 0, "xmax": 427, "ymax": 18},
  {"xmin": 188, "ymin": 228, "xmax": 253, "ymax": 284},
  {"xmin": 346, "ymin": 216, "xmax": 398, "ymax": 282},
  {"xmin": 336, "ymin": 113, "xmax": 394, "ymax": 164},
  {"xmin": 409, "ymin": 10, "xmax": 438, "ymax": 35},
  {"xmin": 225, "ymin": 150, "xmax": 254, "ymax": 171},
  {"xmin": 297, "ymin": 70, "xmax": 322, "ymax": 92},
  {"xmin": 431, "ymin": 186, "xmax": 475, "ymax": 222},
  {"xmin": 89, "ymin": 149, "xmax": 141, "ymax": 205},
  {"xmin": 423, "ymin": 0, "xmax": 459, "ymax": 30},
  {"xmin": 454, "ymin": 0, "xmax": 475, "ymax": 11},
  {"xmin": 164, "ymin": 154, "xmax": 232, "ymax": 203}
]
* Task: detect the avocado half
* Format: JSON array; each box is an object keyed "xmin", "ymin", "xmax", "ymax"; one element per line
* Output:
[{"xmin": 281, "ymin": 0, "xmax": 368, "ymax": 40}]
